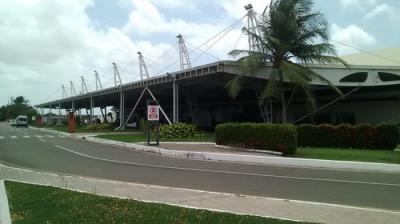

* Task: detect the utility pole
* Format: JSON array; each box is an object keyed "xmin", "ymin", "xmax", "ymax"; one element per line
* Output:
[
  {"xmin": 112, "ymin": 62, "xmax": 123, "ymax": 86},
  {"xmin": 94, "ymin": 70, "xmax": 103, "ymax": 91},
  {"xmin": 138, "ymin": 52, "xmax": 150, "ymax": 80},
  {"xmin": 177, "ymin": 34, "xmax": 192, "ymax": 70}
]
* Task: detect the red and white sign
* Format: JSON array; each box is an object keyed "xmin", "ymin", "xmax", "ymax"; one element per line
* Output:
[{"xmin": 147, "ymin": 105, "xmax": 159, "ymax": 121}]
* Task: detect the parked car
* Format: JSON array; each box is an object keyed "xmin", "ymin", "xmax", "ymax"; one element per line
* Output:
[
  {"xmin": 9, "ymin": 119, "xmax": 17, "ymax": 127},
  {"xmin": 16, "ymin": 115, "xmax": 28, "ymax": 127}
]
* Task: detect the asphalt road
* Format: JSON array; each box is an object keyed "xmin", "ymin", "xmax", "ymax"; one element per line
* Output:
[{"xmin": 0, "ymin": 122, "xmax": 400, "ymax": 211}]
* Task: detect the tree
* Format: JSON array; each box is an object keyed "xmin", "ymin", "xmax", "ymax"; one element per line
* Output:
[
  {"xmin": 227, "ymin": 0, "xmax": 347, "ymax": 123},
  {"xmin": 0, "ymin": 96, "xmax": 39, "ymax": 122}
]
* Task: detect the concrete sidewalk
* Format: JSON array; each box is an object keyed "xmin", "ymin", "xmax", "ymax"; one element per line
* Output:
[
  {"xmin": 32, "ymin": 126, "xmax": 400, "ymax": 173},
  {"xmin": 1, "ymin": 163, "xmax": 399, "ymax": 224}
]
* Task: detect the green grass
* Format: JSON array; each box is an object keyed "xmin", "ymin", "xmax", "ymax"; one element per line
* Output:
[
  {"xmin": 5, "ymin": 181, "xmax": 308, "ymax": 224},
  {"xmin": 96, "ymin": 132, "xmax": 215, "ymax": 143},
  {"xmin": 293, "ymin": 147, "xmax": 400, "ymax": 164}
]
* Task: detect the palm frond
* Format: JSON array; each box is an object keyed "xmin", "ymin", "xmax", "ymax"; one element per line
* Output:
[
  {"xmin": 281, "ymin": 60, "xmax": 342, "ymax": 96},
  {"xmin": 261, "ymin": 69, "xmax": 280, "ymax": 99},
  {"xmin": 225, "ymin": 75, "xmax": 244, "ymax": 99}
]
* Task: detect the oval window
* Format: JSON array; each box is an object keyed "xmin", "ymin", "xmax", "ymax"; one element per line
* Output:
[
  {"xmin": 339, "ymin": 72, "xmax": 368, "ymax": 83},
  {"xmin": 378, "ymin": 72, "xmax": 400, "ymax": 81}
]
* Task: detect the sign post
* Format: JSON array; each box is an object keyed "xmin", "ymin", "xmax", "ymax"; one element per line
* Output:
[{"xmin": 146, "ymin": 100, "xmax": 160, "ymax": 146}]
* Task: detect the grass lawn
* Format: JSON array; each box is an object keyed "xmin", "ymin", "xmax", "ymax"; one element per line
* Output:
[
  {"xmin": 294, "ymin": 147, "xmax": 400, "ymax": 164},
  {"xmin": 5, "ymin": 181, "xmax": 308, "ymax": 224},
  {"xmin": 96, "ymin": 132, "xmax": 215, "ymax": 143}
]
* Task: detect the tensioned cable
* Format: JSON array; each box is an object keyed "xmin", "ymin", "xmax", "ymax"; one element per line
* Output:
[
  {"xmin": 155, "ymin": 15, "xmax": 247, "ymax": 75},
  {"xmin": 331, "ymin": 39, "xmax": 400, "ymax": 64},
  {"xmin": 186, "ymin": 42, "xmax": 221, "ymax": 61},
  {"xmin": 192, "ymin": 16, "xmax": 245, "ymax": 63},
  {"xmin": 231, "ymin": 30, "xmax": 244, "ymax": 54},
  {"xmin": 148, "ymin": 42, "xmax": 179, "ymax": 68}
]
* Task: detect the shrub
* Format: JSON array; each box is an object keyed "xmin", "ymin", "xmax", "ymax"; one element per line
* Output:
[
  {"xmin": 84, "ymin": 123, "xmax": 111, "ymax": 131},
  {"xmin": 215, "ymin": 123, "xmax": 297, "ymax": 155},
  {"xmin": 159, "ymin": 122, "xmax": 199, "ymax": 139},
  {"xmin": 375, "ymin": 124, "xmax": 399, "ymax": 149},
  {"xmin": 297, "ymin": 123, "xmax": 399, "ymax": 150}
]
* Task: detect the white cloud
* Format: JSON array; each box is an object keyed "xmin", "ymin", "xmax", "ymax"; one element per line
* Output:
[
  {"xmin": 331, "ymin": 24, "xmax": 376, "ymax": 55},
  {"xmin": 0, "ymin": 0, "xmax": 172, "ymax": 105},
  {"xmin": 221, "ymin": 0, "xmax": 270, "ymax": 19},
  {"xmin": 122, "ymin": 0, "xmax": 249, "ymax": 63},
  {"xmin": 364, "ymin": 3, "xmax": 400, "ymax": 26},
  {"xmin": 339, "ymin": 0, "xmax": 377, "ymax": 10}
]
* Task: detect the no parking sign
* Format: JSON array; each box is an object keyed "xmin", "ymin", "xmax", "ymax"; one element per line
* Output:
[{"xmin": 147, "ymin": 105, "xmax": 159, "ymax": 121}]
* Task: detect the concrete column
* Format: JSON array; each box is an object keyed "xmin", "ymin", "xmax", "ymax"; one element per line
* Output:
[
  {"xmin": 119, "ymin": 91, "xmax": 125, "ymax": 128},
  {"xmin": 48, "ymin": 104, "xmax": 51, "ymax": 124},
  {"xmin": 90, "ymin": 95, "xmax": 94, "ymax": 124},
  {"xmin": 172, "ymin": 75, "xmax": 179, "ymax": 123},
  {"xmin": 58, "ymin": 103, "xmax": 61, "ymax": 125}
]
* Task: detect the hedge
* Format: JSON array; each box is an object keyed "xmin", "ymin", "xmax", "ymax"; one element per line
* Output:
[
  {"xmin": 215, "ymin": 123, "xmax": 297, "ymax": 155},
  {"xmin": 297, "ymin": 123, "xmax": 399, "ymax": 150}
]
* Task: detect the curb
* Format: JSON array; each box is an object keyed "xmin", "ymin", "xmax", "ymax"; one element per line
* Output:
[
  {"xmin": 1, "ymin": 163, "xmax": 399, "ymax": 224},
  {"xmin": 86, "ymin": 137, "xmax": 400, "ymax": 173},
  {"xmin": 0, "ymin": 180, "xmax": 11, "ymax": 224}
]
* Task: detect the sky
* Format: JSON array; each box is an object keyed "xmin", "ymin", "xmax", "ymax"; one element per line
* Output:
[{"xmin": 0, "ymin": 0, "xmax": 399, "ymax": 106}]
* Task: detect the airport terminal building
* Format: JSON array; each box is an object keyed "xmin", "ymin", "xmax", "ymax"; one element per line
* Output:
[{"xmin": 36, "ymin": 48, "xmax": 400, "ymax": 129}]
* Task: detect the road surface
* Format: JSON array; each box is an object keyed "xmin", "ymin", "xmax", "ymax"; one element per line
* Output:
[{"xmin": 0, "ymin": 122, "xmax": 399, "ymax": 211}]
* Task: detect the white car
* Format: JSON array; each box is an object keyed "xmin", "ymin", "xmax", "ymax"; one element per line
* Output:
[
  {"xmin": 16, "ymin": 115, "xmax": 28, "ymax": 127},
  {"xmin": 9, "ymin": 119, "xmax": 17, "ymax": 127}
]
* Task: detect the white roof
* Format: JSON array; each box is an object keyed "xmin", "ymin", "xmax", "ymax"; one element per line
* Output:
[{"xmin": 341, "ymin": 47, "xmax": 400, "ymax": 66}]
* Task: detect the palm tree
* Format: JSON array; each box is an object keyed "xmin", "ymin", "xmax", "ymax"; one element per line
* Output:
[{"xmin": 227, "ymin": 0, "xmax": 347, "ymax": 123}]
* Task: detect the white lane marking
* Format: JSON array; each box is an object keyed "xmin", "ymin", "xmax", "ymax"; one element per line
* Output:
[
  {"xmin": 0, "ymin": 136, "xmax": 3, "ymax": 140},
  {"xmin": 23, "ymin": 136, "xmax": 30, "ymax": 138},
  {"xmin": 46, "ymin": 135, "xmax": 54, "ymax": 138},
  {"xmin": 38, "ymin": 138, "xmax": 47, "ymax": 143},
  {"xmin": 35, "ymin": 135, "xmax": 43, "ymax": 138},
  {"xmin": 10, "ymin": 136, "xmax": 17, "ymax": 139},
  {"xmin": 57, "ymin": 135, "xmax": 66, "ymax": 138},
  {"xmin": 54, "ymin": 145, "xmax": 400, "ymax": 188}
]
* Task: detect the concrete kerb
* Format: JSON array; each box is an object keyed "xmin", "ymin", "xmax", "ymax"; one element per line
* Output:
[
  {"xmin": 0, "ymin": 180, "xmax": 11, "ymax": 224},
  {"xmin": 85, "ymin": 136, "xmax": 400, "ymax": 173},
  {"xmin": 1, "ymin": 163, "xmax": 400, "ymax": 224}
]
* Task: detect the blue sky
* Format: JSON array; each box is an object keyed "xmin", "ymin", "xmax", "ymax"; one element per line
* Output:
[{"xmin": 0, "ymin": 0, "xmax": 399, "ymax": 106}]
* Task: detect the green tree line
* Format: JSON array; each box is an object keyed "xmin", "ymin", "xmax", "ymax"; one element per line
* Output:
[{"xmin": 0, "ymin": 96, "xmax": 39, "ymax": 122}]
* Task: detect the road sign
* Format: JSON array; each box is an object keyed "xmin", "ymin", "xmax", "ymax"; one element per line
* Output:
[{"xmin": 147, "ymin": 105, "xmax": 159, "ymax": 121}]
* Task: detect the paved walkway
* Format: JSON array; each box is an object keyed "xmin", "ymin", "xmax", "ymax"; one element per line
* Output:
[{"xmin": 0, "ymin": 163, "xmax": 399, "ymax": 224}]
